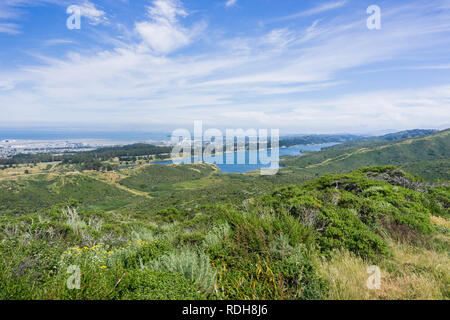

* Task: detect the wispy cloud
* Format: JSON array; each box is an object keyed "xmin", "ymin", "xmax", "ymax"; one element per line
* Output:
[
  {"xmin": 0, "ymin": 23, "xmax": 20, "ymax": 35},
  {"xmin": 43, "ymin": 39, "xmax": 76, "ymax": 46},
  {"xmin": 272, "ymin": 0, "xmax": 348, "ymax": 22},
  {"xmin": 0, "ymin": 0, "xmax": 33, "ymax": 34},
  {"xmin": 1, "ymin": 0, "xmax": 450, "ymax": 133},
  {"xmin": 0, "ymin": 0, "xmax": 106, "ymax": 34},
  {"xmin": 135, "ymin": 0, "xmax": 202, "ymax": 54},
  {"xmin": 77, "ymin": 1, "xmax": 108, "ymax": 25},
  {"xmin": 225, "ymin": 0, "xmax": 237, "ymax": 8}
]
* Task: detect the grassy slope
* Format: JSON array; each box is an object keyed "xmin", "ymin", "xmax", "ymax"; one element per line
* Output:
[
  {"xmin": 0, "ymin": 173, "xmax": 141, "ymax": 215},
  {"xmin": 118, "ymin": 163, "xmax": 217, "ymax": 195},
  {"xmin": 0, "ymin": 165, "xmax": 448, "ymax": 300},
  {"xmin": 282, "ymin": 129, "xmax": 450, "ymax": 181},
  {"xmin": 399, "ymin": 159, "xmax": 450, "ymax": 181}
]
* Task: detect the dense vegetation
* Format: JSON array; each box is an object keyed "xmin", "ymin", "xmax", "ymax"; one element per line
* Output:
[
  {"xmin": 0, "ymin": 129, "xmax": 448, "ymax": 300},
  {"xmin": 0, "ymin": 143, "xmax": 172, "ymax": 166},
  {"xmin": 119, "ymin": 164, "xmax": 216, "ymax": 195}
]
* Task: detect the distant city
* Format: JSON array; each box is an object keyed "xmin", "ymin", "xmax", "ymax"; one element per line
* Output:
[
  {"xmin": 0, "ymin": 139, "xmax": 102, "ymax": 159},
  {"xmin": 0, "ymin": 129, "xmax": 176, "ymax": 159},
  {"xmin": 0, "ymin": 138, "xmax": 172, "ymax": 159}
]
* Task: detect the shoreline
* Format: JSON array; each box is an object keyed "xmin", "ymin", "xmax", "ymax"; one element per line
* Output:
[{"xmin": 151, "ymin": 142, "xmax": 336, "ymax": 164}]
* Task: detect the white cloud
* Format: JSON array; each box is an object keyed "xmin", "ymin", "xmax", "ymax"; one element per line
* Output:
[
  {"xmin": 0, "ymin": 79, "xmax": 16, "ymax": 91},
  {"xmin": 78, "ymin": 1, "xmax": 108, "ymax": 25},
  {"xmin": 135, "ymin": 0, "xmax": 196, "ymax": 54},
  {"xmin": 283, "ymin": 85, "xmax": 450, "ymax": 133},
  {"xmin": 225, "ymin": 0, "xmax": 237, "ymax": 8},
  {"xmin": 1, "ymin": 0, "xmax": 450, "ymax": 133},
  {"xmin": 300, "ymin": 0, "xmax": 348, "ymax": 16},
  {"xmin": 43, "ymin": 39, "xmax": 75, "ymax": 46}
]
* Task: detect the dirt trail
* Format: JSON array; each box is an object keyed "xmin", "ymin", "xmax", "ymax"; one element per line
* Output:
[{"xmin": 87, "ymin": 171, "xmax": 153, "ymax": 199}]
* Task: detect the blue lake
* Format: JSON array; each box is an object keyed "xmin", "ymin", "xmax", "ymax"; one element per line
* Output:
[{"xmin": 151, "ymin": 143, "xmax": 338, "ymax": 173}]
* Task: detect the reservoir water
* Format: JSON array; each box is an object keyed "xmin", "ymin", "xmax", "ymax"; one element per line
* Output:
[{"xmin": 151, "ymin": 143, "xmax": 337, "ymax": 173}]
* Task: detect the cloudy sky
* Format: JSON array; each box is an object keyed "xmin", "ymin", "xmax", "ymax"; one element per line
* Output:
[{"xmin": 0, "ymin": 0, "xmax": 450, "ymax": 134}]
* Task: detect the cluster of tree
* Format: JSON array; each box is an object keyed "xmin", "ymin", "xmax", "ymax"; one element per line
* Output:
[
  {"xmin": 0, "ymin": 143, "xmax": 172, "ymax": 165},
  {"xmin": 81, "ymin": 160, "xmax": 117, "ymax": 172}
]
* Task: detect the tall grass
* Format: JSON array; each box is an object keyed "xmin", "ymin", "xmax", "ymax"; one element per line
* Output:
[
  {"xmin": 203, "ymin": 223, "xmax": 231, "ymax": 247},
  {"xmin": 147, "ymin": 248, "xmax": 217, "ymax": 295},
  {"xmin": 318, "ymin": 242, "xmax": 449, "ymax": 300}
]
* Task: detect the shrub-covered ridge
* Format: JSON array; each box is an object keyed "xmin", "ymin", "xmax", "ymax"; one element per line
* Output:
[{"xmin": 0, "ymin": 166, "xmax": 448, "ymax": 300}]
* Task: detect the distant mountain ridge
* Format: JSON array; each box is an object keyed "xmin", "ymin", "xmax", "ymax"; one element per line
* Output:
[
  {"xmin": 279, "ymin": 134, "xmax": 362, "ymax": 147},
  {"xmin": 378, "ymin": 129, "xmax": 439, "ymax": 141},
  {"xmin": 279, "ymin": 129, "xmax": 438, "ymax": 149}
]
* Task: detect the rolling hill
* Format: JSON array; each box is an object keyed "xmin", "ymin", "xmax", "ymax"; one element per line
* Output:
[{"xmin": 282, "ymin": 129, "xmax": 450, "ymax": 181}]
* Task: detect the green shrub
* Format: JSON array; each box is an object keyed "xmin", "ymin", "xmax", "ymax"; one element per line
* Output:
[
  {"xmin": 118, "ymin": 240, "xmax": 172, "ymax": 269},
  {"xmin": 203, "ymin": 223, "xmax": 231, "ymax": 247},
  {"xmin": 272, "ymin": 245, "xmax": 327, "ymax": 299},
  {"xmin": 147, "ymin": 248, "xmax": 217, "ymax": 295},
  {"xmin": 317, "ymin": 205, "xmax": 388, "ymax": 258},
  {"xmin": 118, "ymin": 270, "xmax": 206, "ymax": 300},
  {"xmin": 260, "ymin": 169, "xmax": 440, "ymax": 257},
  {"xmin": 426, "ymin": 186, "xmax": 450, "ymax": 218}
]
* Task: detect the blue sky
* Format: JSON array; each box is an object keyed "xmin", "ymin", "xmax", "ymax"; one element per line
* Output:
[{"xmin": 0, "ymin": 0, "xmax": 450, "ymax": 134}]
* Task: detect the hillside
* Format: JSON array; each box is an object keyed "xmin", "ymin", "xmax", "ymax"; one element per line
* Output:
[
  {"xmin": 377, "ymin": 129, "xmax": 438, "ymax": 141},
  {"xmin": 282, "ymin": 129, "xmax": 450, "ymax": 181},
  {"xmin": 0, "ymin": 163, "xmax": 448, "ymax": 300}
]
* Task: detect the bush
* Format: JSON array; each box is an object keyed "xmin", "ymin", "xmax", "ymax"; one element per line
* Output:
[
  {"xmin": 118, "ymin": 269, "xmax": 206, "ymax": 300},
  {"xmin": 210, "ymin": 207, "xmax": 324, "ymax": 300},
  {"xmin": 317, "ymin": 205, "xmax": 388, "ymax": 258},
  {"xmin": 272, "ymin": 244, "xmax": 327, "ymax": 299},
  {"xmin": 147, "ymin": 248, "xmax": 217, "ymax": 295},
  {"xmin": 203, "ymin": 223, "xmax": 231, "ymax": 247},
  {"xmin": 260, "ymin": 169, "xmax": 440, "ymax": 258}
]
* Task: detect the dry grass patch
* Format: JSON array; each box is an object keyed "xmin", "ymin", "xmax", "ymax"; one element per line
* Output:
[
  {"xmin": 318, "ymin": 250, "xmax": 380, "ymax": 300},
  {"xmin": 377, "ymin": 241, "xmax": 449, "ymax": 299},
  {"xmin": 430, "ymin": 215, "xmax": 450, "ymax": 229},
  {"xmin": 318, "ymin": 241, "xmax": 449, "ymax": 300}
]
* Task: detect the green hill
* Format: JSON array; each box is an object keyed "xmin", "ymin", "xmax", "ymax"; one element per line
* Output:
[
  {"xmin": 374, "ymin": 129, "xmax": 438, "ymax": 142},
  {"xmin": 283, "ymin": 129, "xmax": 450, "ymax": 181},
  {"xmin": 0, "ymin": 174, "xmax": 140, "ymax": 215},
  {"xmin": 119, "ymin": 163, "xmax": 216, "ymax": 195},
  {"xmin": 0, "ymin": 166, "xmax": 448, "ymax": 300}
]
